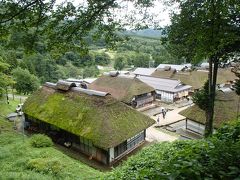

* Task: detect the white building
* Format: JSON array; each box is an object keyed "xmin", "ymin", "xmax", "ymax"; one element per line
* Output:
[{"xmin": 137, "ymin": 76, "xmax": 192, "ymax": 102}]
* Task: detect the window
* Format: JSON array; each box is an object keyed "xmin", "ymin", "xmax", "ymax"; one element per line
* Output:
[{"xmin": 114, "ymin": 141, "xmax": 127, "ymax": 158}]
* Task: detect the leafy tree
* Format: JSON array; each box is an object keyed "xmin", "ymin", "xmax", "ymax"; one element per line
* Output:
[
  {"xmin": 133, "ymin": 53, "xmax": 150, "ymax": 67},
  {"xmin": 0, "ymin": 56, "xmax": 15, "ymax": 104},
  {"xmin": 94, "ymin": 52, "xmax": 110, "ymax": 66},
  {"xmin": 12, "ymin": 67, "xmax": 40, "ymax": 94},
  {"xmin": 114, "ymin": 56, "xmax": 126, "ymax": 70},
  {"xmin": 83, "ymin": 66, "xmax": 99, "ymax": 78},
  {"xmin": 26, "ymin": 54, "xmax": 59, "ymax": 83},
  {"xmin": 0, "ymin": 1, "xmax": 156, "ymax": 53},
  {"xmin": 165, "ymin": 0, "xmax": 240, "ymax": 137},
  {"xmin": 192, "ymin": 81, "xmax": 209, "ymax": 111}
]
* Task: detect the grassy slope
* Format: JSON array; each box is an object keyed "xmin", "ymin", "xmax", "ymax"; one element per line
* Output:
[{"xmin": 0, "ymin": 98, "xmax": 102, "ymax": 180}]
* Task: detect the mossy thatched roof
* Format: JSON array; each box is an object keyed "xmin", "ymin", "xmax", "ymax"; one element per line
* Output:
[
  {"xmin": 151, "ymin": 69, "xmax": 176, "ymax": 78},
  {"xmin": 23, "ymin": 86, "xmax": 155, "ymax": 149},
  {"xmin": 89, "ymin": 75, "xmax": 155, "ymax": 104},
  {"xmin": 179, "ymin": 91, "xmax": 238, "ymax": 128},
  {"xmin": 152, "ymin": 68, "xmax": 236, "ymax": 89}
]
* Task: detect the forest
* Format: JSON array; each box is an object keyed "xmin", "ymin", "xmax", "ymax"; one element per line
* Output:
[{"xmin": 0, "ymin": 29, "xmax": 176, "ymax": 95}]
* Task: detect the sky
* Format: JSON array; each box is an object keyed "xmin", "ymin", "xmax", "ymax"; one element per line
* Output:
[{"xmin": 55, "ymin": 0, "xmax": 175, "ymax": 28}]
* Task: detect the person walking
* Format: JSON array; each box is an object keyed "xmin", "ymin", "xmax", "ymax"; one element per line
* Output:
[
  {"xmin": 162, "ymin": 110, "xmax": 166, "ymax": 119},
  {"xmin": 161, "ymin": 107, "xmax": 166, "ymax": 119},
  {"xmin": 157, "ymin": 116, "xmax": 160, "ymax": 124}
]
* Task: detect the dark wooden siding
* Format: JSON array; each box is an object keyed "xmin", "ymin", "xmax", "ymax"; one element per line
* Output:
[{"xmin": 25, "ymin": 115, "xmax": 108, "ymax": 164}]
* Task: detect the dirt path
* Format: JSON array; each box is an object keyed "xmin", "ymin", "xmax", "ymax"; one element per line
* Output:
[
  {"xmin": 150, "ymin": 106, "xmax": 190, "ymax": 126},
  {"xmin": 144, "ymin": 105, "xmax": 194, "ymax": 142},
  {"xmin": 146, "ymin": 125, "xmax": 178, "ymax": 142}
]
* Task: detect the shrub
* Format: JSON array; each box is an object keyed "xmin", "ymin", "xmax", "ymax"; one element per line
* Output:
[
  {"xmin": 29, "ymin": 134, "xmax": 53, "ymax": 148},
  {"xmin": 27, "ymin": 158, "xmax": 63, "ymax": 174},
  {"xmin": 106, "ymin": 120, "xmax": 240, "ymax": 179}
]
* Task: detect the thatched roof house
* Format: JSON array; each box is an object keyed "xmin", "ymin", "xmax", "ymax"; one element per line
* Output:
[
  {"xmin": 179, "ymin": 91, "xmax": 238, "ymax": 129},
  {"xmin": 152, "ymin": 68, "xmax": 236, "ymax": 90},
  {"xmin": 23, "ymin": 81, "xmax": 155, "ymax": 165},
  {"xmin": 89, "ymin": 75, "xmax": 155, "ymax": 108},
  {"xmin": 151, "ymin": 69, "xmax": 176, "ymax": 78}
]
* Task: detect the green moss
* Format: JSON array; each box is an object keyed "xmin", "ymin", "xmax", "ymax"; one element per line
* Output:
[
  {"xmin": 89, "ymin": 75, "xmax": 155, "ymax": 104},
  {"xmin": 180, "ymin": 91, "xmax": 238, "ymax": 128},
  {"xmin": 23, "ymin": 87, "xmax": 155, "ymax": 149}
]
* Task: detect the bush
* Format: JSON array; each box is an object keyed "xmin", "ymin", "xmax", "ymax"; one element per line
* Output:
[
  {"xmin": 106, "ymin": 120, "xmax": 240, "ymax": 179},
  {"xmin": 27, "ymin": 158, "xmax": 63, "ymax": 174},
  {"xmin": 29, "ymin": 134, "xmax": 53, "ymax": 148}
]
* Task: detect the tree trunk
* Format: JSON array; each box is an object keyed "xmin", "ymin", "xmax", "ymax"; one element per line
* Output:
[
  {"xmin": 204, "ymin": 57, "xmax": 219, "ymax": 137},
  {"xmin": 205, "ymin": 58, "xmax": 213, "ymax": 137},
  {"xmin": 237, "ymin": 96, "xmax": 240, "ymax": 120}
]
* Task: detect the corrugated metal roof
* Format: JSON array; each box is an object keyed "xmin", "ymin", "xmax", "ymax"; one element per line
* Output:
[
  {"xmin": 137, "ymin": 76, "xmax": 192, "ymax": 93},
  {"xmin": 71, "ymin": 87, "xmax": 109, "ymax": 97},
  {"xmin": 157, "ymin": 64, "xmax": 191, "ymax": 71},
  {"xmin": 133, "ymin": 68, "xmax": 156, "ymax": 76}
]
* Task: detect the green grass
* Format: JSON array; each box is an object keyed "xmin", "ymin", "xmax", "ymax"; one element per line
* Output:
[
  {"xmin": 0, "ymin": 98, "xmax": 102, "ymax": 179},
  {"xmin": 0, "ymin": 98, "xmax": 19, "ymax": 116}
]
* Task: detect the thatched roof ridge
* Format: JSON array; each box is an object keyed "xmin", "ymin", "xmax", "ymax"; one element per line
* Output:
[
  {"xmin": 179, "ymin": 91, "xmax": 238, "ymax": 128},
  {"xmin": 89, "ymin": 75, "xmax": 155, "ymax": 104},
  {"xmin": 23, "ymin": 86, "xmax": 155, "ymax": 149},
  {"xmin": 56, "ymin": 80, "xmax": 77, "ymax": 91}
]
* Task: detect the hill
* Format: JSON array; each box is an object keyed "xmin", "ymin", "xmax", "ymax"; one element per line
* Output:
[{"xmin": 124, "ymin": 29, "xmax": 162, "ymax": 39}]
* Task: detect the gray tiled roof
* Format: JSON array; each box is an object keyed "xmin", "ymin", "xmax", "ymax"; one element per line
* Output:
[
  {"xmin": 133, "ymin": 68, "xmax": 156, "ymax": 76},
  {"xmin": 137, "ymin": 76, "xmax": 192, "ymax": 93}
]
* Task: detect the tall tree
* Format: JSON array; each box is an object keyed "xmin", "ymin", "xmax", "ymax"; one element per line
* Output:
[
  {"xmin": 12, "ymin": 67, "xmax": 40, "ymax": 94},
  {"xmin": 165, "ymin": 0, "xmax": 240, "ymax": 137}
]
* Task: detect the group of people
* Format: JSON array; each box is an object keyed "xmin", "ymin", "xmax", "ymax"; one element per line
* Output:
[{"xmin": 157, "ymin": 107, "xmax": 167, "ymax": 124}]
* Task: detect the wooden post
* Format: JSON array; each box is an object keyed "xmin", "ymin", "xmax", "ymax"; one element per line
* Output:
[
  {"xmin": 185, "ymin": 118, "xmax": 188, "ymax": 130},
  {"xmin": 5, "ymin": 87, "xmax": 9, "ymax": 104}
]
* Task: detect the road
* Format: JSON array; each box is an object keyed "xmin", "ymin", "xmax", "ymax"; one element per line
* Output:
[
  {"xmin": 143, "ymin": 104, "xmax": 193, "ymax": 142},
  {"xmin": 146, "ymin": 125, "xmax": 178, "ymax": 142}
]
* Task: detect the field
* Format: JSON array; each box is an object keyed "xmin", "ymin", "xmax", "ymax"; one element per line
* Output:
[{"xmin": 0, "ymin": 98, "xmax": 102, "ymax": 179}]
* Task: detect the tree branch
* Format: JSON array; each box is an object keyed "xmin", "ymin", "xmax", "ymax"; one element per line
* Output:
[{"xmin": 0, "ymin": 1, "xmax": 38, "ymax": 24}]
